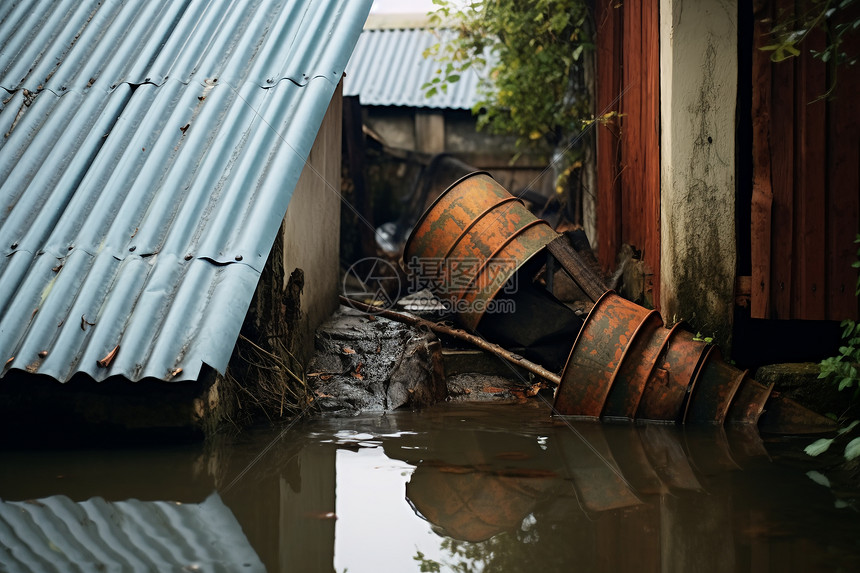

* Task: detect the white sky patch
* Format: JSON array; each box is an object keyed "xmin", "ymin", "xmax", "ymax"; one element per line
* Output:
[
  {"xmin": 371, "ymin": 0, "xmax": 438, "ymax": 14},
  {"xmin": 334, "ymin": 447, "xmax": 451, "ymax": 573},
  {"xmin": 371, "ymin": 0, "xmax": 470, "ymax": 14}
]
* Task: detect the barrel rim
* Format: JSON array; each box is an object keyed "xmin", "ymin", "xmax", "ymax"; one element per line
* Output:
[
  {"xmin": 553, "ymin": 289, "xmax": 617, "ymax": 415},
  {"xmin": 401, "ymin": 170, "xmax": 492, "ymax": 267}
]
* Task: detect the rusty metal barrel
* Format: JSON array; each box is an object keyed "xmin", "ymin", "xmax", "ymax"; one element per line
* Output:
[
  {"xmin": 401, "ymin": 174, "xmax": 834, "ymax": 432},
  {"xmin": 402, "ymin": 172, "xmax": 559, "ymax": 330},
  {"xmin": 553, "ymin": 291, "xmax": 831, "ymax": 429},
  {"xmin": 554, "ymin": 291, "xmax": 756, "ymax": 424}
]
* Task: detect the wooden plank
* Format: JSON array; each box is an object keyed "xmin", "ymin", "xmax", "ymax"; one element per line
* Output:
[
  {"xmin": 643, "ymin": 0, "xmax": 660, "ymax": 309},
  {"xmin": 342, "ymin": 95, "xmax": 376, "ymax": 258},
  {"xmin": 826, "ymin": 10, "xmax": 860, "ymax": 321},
  {"xmin": 768, "ymin": 0, "xmax": 795, "ymax": 319},
  {"xmin": 620, "ymin": 0, "xmax": 642, "ymax": 255},
  {"xmin": 750, "ymin": 5, "xmax": 774, "ymax": 319},
  {"xmin": 595, "ymin": 0, "xmax": 623, "ymax": 272},
  {"xmin": 793, "ymin": 28, "xmax": 827, "ymax": 319},
  {"xmin": 546, "ymin": 235, "xmax": 610, "ymax": 302}
]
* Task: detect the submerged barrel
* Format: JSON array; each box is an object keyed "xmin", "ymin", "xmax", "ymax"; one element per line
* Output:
[
  {"xmin": 554, "ymin": 291, "xmax": 833, "ymax": 430},
  {"xmin": 402, "ymin": 172, "xmax": 559, "ymax": 330},
  {"xmin": 402, "ymin": 174, "xmax": 835, "ymax": 432}
]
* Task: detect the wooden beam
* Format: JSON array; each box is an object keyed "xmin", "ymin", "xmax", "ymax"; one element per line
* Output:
[
  {"xmin": 827, "ymin": 9, "xmax": 860, "ymax": 321},
  {"xmin": 546, "ymin": 235, "xmax": 610, "ymax": 303},
  {"xmin": 750, "ymin": 4, "xmax": 773, "ymax": 318},
  {"xmin": 595, "ymin": 0, "xmax": 623, "ymax": 272},
  {"xmin": 769, "ymin": 0, "xmax": 795, "ymax": 319},
  {"xmin": 794, "ymin": 28, "xmax": 827, "ymax": 319},
  {"xmin": 339, "ymin": 296, "xmax": 561, "ymax": 385}
]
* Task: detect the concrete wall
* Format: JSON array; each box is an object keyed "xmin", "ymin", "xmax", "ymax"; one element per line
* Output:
[
  {"xmin": 281, "ymin": 83, "xmax": 343, "ymax": 364},
  {"xmin": 660, "ymin": 0, "xmax": 738, "ymax": 352}
]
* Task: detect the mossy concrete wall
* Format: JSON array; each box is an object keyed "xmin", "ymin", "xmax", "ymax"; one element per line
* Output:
[{"xmin": 659, "ymin": 0, "xmax": 738, "ymax": 353}]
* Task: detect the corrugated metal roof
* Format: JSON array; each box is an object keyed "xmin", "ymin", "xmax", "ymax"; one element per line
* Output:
[
  {"xmin": 0, "ymin": 493, "xmax": 264, "ymax": 571},
  {"xmin": 0, "ymin": 0, "xmax": 372, "ymax": 383},
  {"xmin": 343, "ymin": 27, "xmax": 488, "ymax": 109}
]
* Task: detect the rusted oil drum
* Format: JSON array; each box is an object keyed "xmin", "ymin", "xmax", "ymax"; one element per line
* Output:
[
  {"xmin": 726, "ymin": 377, "xmax": 773, "ymax": 425},
  {"xmin": 553, "ymin": 291, "xmax": 655, "ymax": 419},
  {"xmin": 554, "ymin": 292, "xmax": 710, "ymax": 422},
  {"xmin": 602, "ymin": 311, "xmax": 667, "ymax": 420},
  {"xmin": 636, "ymin": 327, "xmax": 709, "ymax": 422},
  {"xmin": 402, "ymin": 172, "xmax": 559, "ymax": 330},
  {"xmin": 552, "ymin": 291, "xmax": 835, "ymax": 430},
  {"xmin": 683, "ymin": 346, "xmax": 746, "ymax": 425},
  {"xmin": 554, "ymin": 291, "xmax": 750, "ymax": 425}
]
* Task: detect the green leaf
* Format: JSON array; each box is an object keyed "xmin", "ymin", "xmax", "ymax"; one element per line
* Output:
[
  {"xmin": 806, "ymin": 470, "xmax": 831, "ymax": 487},
  {"xmin": 845, "ymin": 436, "xmax": 860, "ymax": 461},
  {"xmin": 805, "ymin": 437, "xmax": 834, "ymax": 456},
  {"xmin": 839, "ymin": 377, "xmax": 854, "ymax": 391},
  {"xmin": 837, "ymin": 420, "xmax": 860, "ymax": 435}
]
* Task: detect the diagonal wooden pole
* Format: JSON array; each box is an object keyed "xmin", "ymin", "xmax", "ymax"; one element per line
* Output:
[{"xmin": 339, "ymin": 295, "xmax": 562, "ymax": 385}]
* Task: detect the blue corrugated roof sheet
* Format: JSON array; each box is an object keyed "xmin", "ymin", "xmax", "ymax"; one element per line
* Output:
[
  {"xmin": 343, "ymin": 27, "xmax": 488, "ymax": 109},
  {"xmin": 0, "ymin": 0, "xmax": 372, "ymax": 383}
]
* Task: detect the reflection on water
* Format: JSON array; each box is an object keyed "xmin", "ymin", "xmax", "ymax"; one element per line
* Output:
[
  {"xmin": 0, "ymin": 492, "xmax": 263, "ymax": 571},
  {"xmin": 1, "ymin": 401, "xmax": 859, "ymax": 572}
]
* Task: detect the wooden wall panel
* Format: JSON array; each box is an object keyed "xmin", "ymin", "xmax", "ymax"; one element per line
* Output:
[
  {"xmin": 827, "ymin": 23, "xmax": 860, "ymax": 319},
  {"xmin": 793, "ymin": 29, "xmax": 828, "ymax": 318},
  {"xmin": 595, "ymin": 0, "xmax": 856, "ymax": 322},
  {"xmin": 642, "ymin": 0, "xmax": 661, "ymax": 307},
  {"xmin": 750, "ymin": 4, "xmax": 773, "ymax": 319},
  {"xmin": 750, "ymin": 1, "xmax": 859, "ymax": 321},
  {"xmin": 595, "ymin": 0, "xmax": 623, "ymax": 272},
  {"xmin": 619, "ymin": 0, "xmax": 641, "ymax": 282},
  {"xmin": 767, "ymin": 0, "xmax": 796, "ymax": 318},
  {"xmin": 596, "ymin": 0, "xmax": 660, "ymax": 306}
]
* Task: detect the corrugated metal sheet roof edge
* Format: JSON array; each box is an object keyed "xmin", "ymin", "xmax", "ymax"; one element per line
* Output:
[{"xmin": 0, "ymin": 0, "xmax": 372, "ymax": 384}]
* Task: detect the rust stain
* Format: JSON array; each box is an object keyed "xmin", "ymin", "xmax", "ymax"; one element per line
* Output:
[
  {"xmin": 403, "ymin": 172, "xmax": 558, "ymax": 331},
  {"xmin": 554, "ymin": 292, "xmax": 833, "ymax": 430},
  {"xmin": 80, "ymin": 315, "xmax": 96, "ymax": 331},
  {"xmin": 96, "ymin": 345, "xmax": 119, "ymax": 368}
]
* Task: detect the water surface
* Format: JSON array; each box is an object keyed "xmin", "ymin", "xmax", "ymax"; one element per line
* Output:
[{"xmin": 1, "ymin": 401, "xmax": 858, "ymax": 572}]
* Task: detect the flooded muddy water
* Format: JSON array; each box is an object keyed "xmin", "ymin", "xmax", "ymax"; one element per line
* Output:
[{"xmin": 1, "ymin": 401, "xmax": 859, "ymax": 572}]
